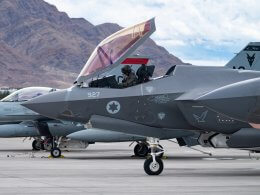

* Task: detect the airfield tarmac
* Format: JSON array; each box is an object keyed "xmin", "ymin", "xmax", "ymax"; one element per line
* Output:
[{"xmin": 0, "ymin": 138, "xmax": 259, "ymax": 195}]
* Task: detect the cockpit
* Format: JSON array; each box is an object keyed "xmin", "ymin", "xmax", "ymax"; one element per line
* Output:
[
  {"xmin": 88, "ymin": 56, "xmax": 155, "ymax": 88},
  {"xmin": 1, "ymin": 87, "xmax": 57, "ymax": 102},
  {"xmin": 75, "ymin": 18, "xmax": 156, "ymax": 89}
]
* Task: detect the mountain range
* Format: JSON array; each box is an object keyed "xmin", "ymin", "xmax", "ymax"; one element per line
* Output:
[{"xmin": 0, "ymin": 0, "xmax": 187, "ymax": 88}]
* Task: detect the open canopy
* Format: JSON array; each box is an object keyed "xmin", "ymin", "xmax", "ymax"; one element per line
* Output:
[
  {"xmin": 1, "ymin": 87, "xmax": 56, "ymax": 102},
  {"xmin": 76, "ymin": 18, "xmax": 156, "ymax": 84}
]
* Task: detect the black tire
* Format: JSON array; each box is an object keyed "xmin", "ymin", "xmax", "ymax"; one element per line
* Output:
[
  {"xmin": 32, "ymin": 140, "xmax": 42, "ymax": 151},
  {"xmin": 51, "ymin": 147, "xmax": 61, "ymax": 158},
  {"xmin": 144, "ymin": 156, "xmax": 164, "ymax": 175},
  {"xmin": 134, "ymin": 143, "xmax": 149, "ymax": 157}
]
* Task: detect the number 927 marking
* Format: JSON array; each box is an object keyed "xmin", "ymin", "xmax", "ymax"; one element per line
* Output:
[{"xmin": 87, "ymin": 92, "xmax": 100, "ymax": 98}]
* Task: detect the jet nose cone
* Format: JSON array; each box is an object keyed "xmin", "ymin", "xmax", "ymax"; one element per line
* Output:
[{"xmin": 22, "ymin": 89, "xmax": 68, "ymax": 120}]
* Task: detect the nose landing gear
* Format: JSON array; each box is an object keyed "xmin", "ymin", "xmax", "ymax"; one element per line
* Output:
[
  {"xmin": 51, "ymin": 147, "xmax": 62, "ymax": 158},
  {"xmin": 50, "ymin": 137, "xmax": 62, "ymax": 158},
  {"xmin": 143, "ymin": 138, "xmax": 164, "ymax": 175},
  {"xmin": 144, "ymin": 156, "xmax": 163, "ymax": 175},
  {"xmin": 134, "ymin": 142, "xmax": 164, "ymax": 158}
]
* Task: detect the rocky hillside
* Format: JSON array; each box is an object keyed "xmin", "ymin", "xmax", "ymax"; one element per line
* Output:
[{"xmin": 0, "ymin": 0, "xmax": 187, "ymax": 88}]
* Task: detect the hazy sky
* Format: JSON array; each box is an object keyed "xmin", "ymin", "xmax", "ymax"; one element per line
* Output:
[{"xmin": 45, "ymin": 0, "xmax": 260, "ymax": 66}]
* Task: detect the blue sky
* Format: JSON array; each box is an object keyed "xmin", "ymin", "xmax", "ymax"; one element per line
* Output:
[{"xmin": 45, "ymin": 0, "xmax": 260, "ymax": 66}]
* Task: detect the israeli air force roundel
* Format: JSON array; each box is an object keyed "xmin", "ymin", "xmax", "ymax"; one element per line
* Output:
[{"xmin": 106, "ymin": 101, "xmax": 121, "ymax": 114}]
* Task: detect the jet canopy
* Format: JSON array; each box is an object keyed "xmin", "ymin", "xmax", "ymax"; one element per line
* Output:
[
  {"xmin": 1, "ymin": 87, "xmax": 56, "ymax": 102},
  {"xmin": 76, "ymin": 18, "xmax": 156, "ymax": 84}
]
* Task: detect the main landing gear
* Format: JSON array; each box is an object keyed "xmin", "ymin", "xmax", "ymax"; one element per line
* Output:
[
  {"xmin": 134, "ymin": 142, "xmax": 149, "ymax": 157},
  {"xmin": 32, "ymin": 137, "xmax": 58, "ymax": 151},
  {"xmin": 32, "ymin": 138, "xmax": 43, "ymax": 150},
  {"xmin": 43, "ymin": 138, "xmax": 55, "ymax": 151},
  {"xmin": 31, "ymin": 137, "xmax": 62, "ymax": 158},
  {"xmin": 134, "ymin": 141, "xmax": 164, "ymax": 158},
  {"xmin": 143, "ymin": 138, "xmax": 164, "ymax": 175}
]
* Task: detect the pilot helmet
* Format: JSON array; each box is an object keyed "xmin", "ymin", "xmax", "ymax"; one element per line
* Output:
[{"xmin": 121, "ymin": 65, "xmax": 132, "ymax": 75}]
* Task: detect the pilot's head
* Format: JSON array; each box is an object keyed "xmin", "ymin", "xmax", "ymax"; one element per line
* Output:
[{"xmin": 121, "ymin": 65, "xmax": 131, "ymax": 76}]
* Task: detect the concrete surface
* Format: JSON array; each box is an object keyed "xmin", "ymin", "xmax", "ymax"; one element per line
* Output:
[{"xmin": 0, "ymin": 138, "xmax": 259, "ymax": 194}]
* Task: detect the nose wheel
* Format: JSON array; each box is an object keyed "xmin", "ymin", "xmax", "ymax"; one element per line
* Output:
[
  {"xmin": 50, "ymin": 137, "xmax": 62, "ymax": 158},
  {"xmin": 143, "ymin": 137, "xmax": 164, "ymax": 175},
  {"xmin": 144, "ymin": 156, "xmax": 163, "ymax": 175},
  {"xmin": 51, "ymin": 147, "xmax": 61, "ymax": 158}
]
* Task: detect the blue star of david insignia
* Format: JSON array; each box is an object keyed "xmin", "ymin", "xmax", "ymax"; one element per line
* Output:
[
  {"xmin": 109, "ymin": 102, "xmax": 118, "ymax": 112},
  {"xmin": 106, "ymin": 101, "xmax": 120, "ymax": 114}
]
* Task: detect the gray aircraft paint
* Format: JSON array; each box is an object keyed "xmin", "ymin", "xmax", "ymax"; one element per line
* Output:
[
  {"xmin": 0, "ymin": 102, "xmax": 43, "ymax": 122},
  {"xmin": 226, "ymin": 128, "xmax": 260, "ymax": 148},
  {"xmin": 22, "ymin": 19, "xmax": 260, "ymax": 152},
  {"xmin": 67, "ymin": 128, "xmax": 147, "ymax": 142},
  {"xmin": 226, "ymin": 42, "xmax": 260, "ymax": 70},
  {"xmin": 0, "ymin": 88, "xmax": 87, "ymax": 138},
  {"xmin": 0, "ymin": 122, "xmax": 40, "ymax": 137},
  {"xmin": 23, "ymin": 65, "xmax": 260, "ymax": 135},
  {"xmin": 0, "ymin": 87, "xmax": 165, "ymax": 142}
]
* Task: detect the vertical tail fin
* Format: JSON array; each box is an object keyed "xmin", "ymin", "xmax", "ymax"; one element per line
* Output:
[{"xmin": 226, "ymin": 42, "xmax": 260, "ymax": 70}]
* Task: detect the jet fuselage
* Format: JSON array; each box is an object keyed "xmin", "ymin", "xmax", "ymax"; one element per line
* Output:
[{"xmin": 24, "ymin": 65, "xmax": 260, "ymax": 135}]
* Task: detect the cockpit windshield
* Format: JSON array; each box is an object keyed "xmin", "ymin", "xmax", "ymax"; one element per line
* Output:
[
  {"xmin": 76, "ymin": 18, "xmax": 156, "ymax": 84},
  {"xmin": 1, "ymin": 87, "xmax": 56, "ymax": 102}
]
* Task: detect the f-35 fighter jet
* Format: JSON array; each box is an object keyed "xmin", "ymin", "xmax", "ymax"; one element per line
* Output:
[
  {"xmin": 23, "ymin": 18, "xmax": 260, "ymax": 175},
  {"xmin": 0, "ymin": 87, "xmax": 90, "ymax": 155},
  {"xmin": 0, "ymin": 87, "xmax": 158, "ymax": 157}
]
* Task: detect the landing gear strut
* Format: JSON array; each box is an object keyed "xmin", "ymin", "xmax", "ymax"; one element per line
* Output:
[
  {"xmin": 50, "ymin": 137, "xmax": 62, "ymax": 158},
  {"xmin": 43, "ymin": 137, "xmax": 56, "ymax": 151},
  {"xmin": 134, "ymin": 142, "xmax": 164, "ymax": 158},
  {"xmin": 143, "ymin": 137, "xmax": 164, "ymax": 175},
  {"xmin": 148, "ymin": 144, "xmax": 164, "ymax": 158}
]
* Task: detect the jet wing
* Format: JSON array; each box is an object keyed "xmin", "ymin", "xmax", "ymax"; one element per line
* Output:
[{"xmin": 76, "ymin": 18, "xmax": 156, "ymax": 84}]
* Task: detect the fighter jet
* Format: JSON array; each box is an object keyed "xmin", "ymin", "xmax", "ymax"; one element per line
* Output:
[
  {"xmin": 0, "ymin": 87, "xmax": 91, "ymax": 155},
  {"xmin": 65, "ymin": 42, "xmax": 260, "ymax": 155},
  {"xmin": 23, "ymin": 18, "xmax": 260, "ymax": 175},
  {"xmin": 0, "ymin": 86, "xmax": 169, "ymax": 158}
]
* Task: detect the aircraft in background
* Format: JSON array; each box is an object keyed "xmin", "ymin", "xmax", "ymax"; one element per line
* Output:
[
  {"xmin": 0, "ymin": 87, "xmax": 89, "ymax": 155},
  {"xmin": 23, "ymin": 18, "xmax": 260, "ymax": 175},
  {"xmin": 226, "ymin": 42, "xmax": 260, "ymax": 70}
]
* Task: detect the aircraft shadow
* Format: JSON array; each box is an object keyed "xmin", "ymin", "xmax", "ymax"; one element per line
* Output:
[
  {"xmin": 63, "ymin": 154, "xmax": 143, "ymax": 160},
  {"xmin": 164, "ymin": 168, "xmax": 260, "ymax": 177},
  {"xmin": 166, "ymin": 155, "xmax": 251, "ymax": 160},
  {"xmin": 0, "ymin": 149, "xmax": 34, "ymax": 152}
]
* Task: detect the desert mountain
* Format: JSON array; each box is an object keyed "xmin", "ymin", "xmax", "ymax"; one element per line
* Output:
[{"xmin": 0, "ymin": 0, "xmax": 187, "ymax": 88}]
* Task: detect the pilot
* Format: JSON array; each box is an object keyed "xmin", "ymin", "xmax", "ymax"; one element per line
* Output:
[
  {"xmin": 136, "ymin": 64, "xmax": 150, "ymax": 83},
  {"xmin": 120, "ymin": 65, "xmax": 137, "ymax": 88}
]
